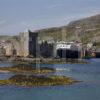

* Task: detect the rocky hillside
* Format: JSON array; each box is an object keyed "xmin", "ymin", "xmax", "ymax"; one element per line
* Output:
[
  {"xmin": 0, "ymin": 14, "xmax": 100, "ymax": 46},
  {"xmin": 67, "ymin": 14, "xmax": 100, "ymax": 42},
  {"xmin": 37, "ymin": 14, "xmax": 100, "ymax": 44}
]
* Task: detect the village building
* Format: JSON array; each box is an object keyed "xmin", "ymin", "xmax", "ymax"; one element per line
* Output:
[{"xmin": 3, "ymin": 42, "xmax": 13, "ymax": 56}]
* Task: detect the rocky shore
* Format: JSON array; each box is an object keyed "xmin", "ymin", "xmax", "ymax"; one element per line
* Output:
[
  {"xmin": 0, "ymin": 56, "xmax": 88, "ymax": 64},
  {"xmin": 0, "ymin": 75, "xmax": 79, "ymax": 87},
  {"xmin": 0, "ymin": 64, "xmax": 55, "ymax": 74},
  {"xmin": 0, "ymin": 62, "xmax": 80, "ymax": 87}
]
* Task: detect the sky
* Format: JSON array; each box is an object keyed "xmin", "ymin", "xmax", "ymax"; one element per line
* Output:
[{"xmin": 0, "ymin": 0, "xmax": 100, "ymax": 35}]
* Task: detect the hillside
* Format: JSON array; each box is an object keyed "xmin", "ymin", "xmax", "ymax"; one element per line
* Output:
[
  {"xmin": 37, "ymin": 14, "xmax": 100, "ymax": 44},
  {"xmin": 0, "ymin": 35, "xmax": 20, "ymax": 43},
  {"xmin": 67, "ymin": 14, "xmax": 100, "ymax": 42},
  {"xmin": 0, "ymin": 14, "xmax": 100, "ymax": 47}
]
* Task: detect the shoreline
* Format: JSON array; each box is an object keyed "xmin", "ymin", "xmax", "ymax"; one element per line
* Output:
[
  {"xmin": 0, "ymin": 75, "xmax": 79, "ymax": 87},
  {"xmin": 0, "ymin": 65, "xmax": 55, "ymax": 74},
  {"xmin": 0, "ymin": 58, "xmax": 82, "ymax": 87},
  {"xmin": 0, "ymin": 56, "xmax": 88, "ymax": 64}
]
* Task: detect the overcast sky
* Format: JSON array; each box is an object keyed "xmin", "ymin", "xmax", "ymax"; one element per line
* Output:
[{"xmin": 0, "ymin": 0, "xmax": 100, "ymax": 35}]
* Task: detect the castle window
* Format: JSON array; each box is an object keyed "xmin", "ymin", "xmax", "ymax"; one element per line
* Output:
[{"xmin": 29, "ymin": 37, "xmax": 32, "ymax": 41}]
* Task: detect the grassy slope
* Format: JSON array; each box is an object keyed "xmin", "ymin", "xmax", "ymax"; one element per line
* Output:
[{"xmin": 37, "ymin": 14, "xmax": 100, "ymax": 43}]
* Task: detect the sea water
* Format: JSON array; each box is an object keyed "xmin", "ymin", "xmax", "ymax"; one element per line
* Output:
[{"xmin": 0, "ymin": 59, "xmax": 100, "ymax": 100}]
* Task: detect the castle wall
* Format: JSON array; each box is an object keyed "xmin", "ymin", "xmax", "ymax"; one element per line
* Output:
[{"xmin": 19, "ymin": 32, "xmax": 29, "ymax": 57}]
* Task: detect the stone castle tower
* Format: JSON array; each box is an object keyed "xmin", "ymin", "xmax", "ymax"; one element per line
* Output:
[{"xmin": 19, "ymin": 30, "xmax": 38, "ymax": 57}]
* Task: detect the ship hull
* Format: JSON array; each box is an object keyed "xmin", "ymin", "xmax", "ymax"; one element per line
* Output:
[{"xmin": 57, "ymin": 49, "xmax": 80, "ymax": 59}]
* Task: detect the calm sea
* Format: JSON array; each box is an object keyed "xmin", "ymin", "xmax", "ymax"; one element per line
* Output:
[{"xmin": 0, "ymin": 59, "xmax": 100, "ymax": 100}]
